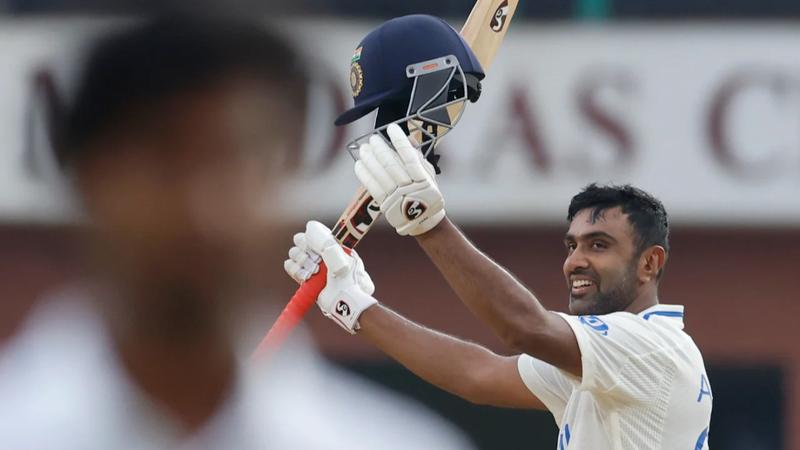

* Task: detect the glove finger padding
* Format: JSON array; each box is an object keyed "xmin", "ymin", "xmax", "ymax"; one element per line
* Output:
[
  {"xmin": 351, "ymin": 250, "xmax": 375, "ymax": 295},
  {"xmin": 283, "ymin": 258, "xmax": 307, "ymax": 284},
  {"xmin": 305, "ymin": 221, "xmax": 337, "ymax": 253},
  {"xmin": 354, "ymin": 159, "xmax": 388, "ymax": 204},
  {"xmin": 288, "ymin": 246, "xmax": 309, "ymax": 266},
  {"xmin": 293, "ymin": 233, "xmax": 321, "ymax": 265},
  {"xmin": 359, "ymin": 143, "xmax": 397, "ymax": 195},
  {"xmin": 292, "ymin": 232, "xmax": 305, "ymax": 248},
  {"xmin": 387, "ymin": 124, "xmax": 430, "ymax": 183},
  {"xmin": 368, "ymin": 135, "xmax": 412, "ymax": 187},
  {"xmin": 419, "ymin": 155, "xmax": 437, "ymax": 180},
  {"xmin": 285, "ymin": 227, "xmax": 323, "ymax": 284}
]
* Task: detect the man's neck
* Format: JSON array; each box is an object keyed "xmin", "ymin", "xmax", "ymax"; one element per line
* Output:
[
  {"xmin": 625, "ymin": 285, "xmax": 659, "ymax": 315},
  {"xmin": 112, "ymin": 324, "xmax": 237, "ymax": 433}
]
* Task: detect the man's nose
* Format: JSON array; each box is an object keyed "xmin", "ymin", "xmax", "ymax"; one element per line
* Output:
[{"xmin": 564, "ymin": 248, "xmax": 590, "ymax": 274}]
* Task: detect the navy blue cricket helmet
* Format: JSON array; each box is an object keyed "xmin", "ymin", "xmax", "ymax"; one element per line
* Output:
[{"xmin": 336, "ymin": 15, "xmax": 486, "ymax": 172}]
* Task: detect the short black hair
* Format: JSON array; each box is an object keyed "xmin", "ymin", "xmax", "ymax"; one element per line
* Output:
[
  {"xmin": 568, "ymin": 183, "xmax": 670, "ymax": 274},
  {"xmin": 52, "ymin": 14, "xmax": 308, "ymax": 167}
]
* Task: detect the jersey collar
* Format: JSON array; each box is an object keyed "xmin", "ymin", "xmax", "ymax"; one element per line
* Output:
[{"xmin": 638, "ymin": 304, "xmax": 685, "ymax": 329}]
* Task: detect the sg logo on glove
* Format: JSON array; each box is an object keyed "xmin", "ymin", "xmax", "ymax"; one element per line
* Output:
[
  {"xmin": 335, "ymin": 300, "xmax": 352, "ymax": 317},
  {"xmin": 403, "ymin": 199, "xmax": 427, "ymax": 221}
]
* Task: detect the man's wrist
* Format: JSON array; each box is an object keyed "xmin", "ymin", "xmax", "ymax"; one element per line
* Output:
[
  {"xmin": 407, "ymin": 209, "xmax": 446, "ymax": 236},
  {"xmin": 415, "ymin": 215, "xmax": 453, "ymax": 242}
]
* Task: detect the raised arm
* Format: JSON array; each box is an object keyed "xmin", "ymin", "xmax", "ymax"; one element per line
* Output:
[
  {"xmin": 284, "ymin": 220, "xmax": 542, "ymax": 410},
  {"xmin": 415, "ymin": 219, "xmax": 580, "ymax": 376},
  {"xmin": 352, "ymin": 125, "xmax": 580, "ymax": 376},
  {"xmin": 360, "ymin": 305, "xmax": 542, "ymax": 409}
]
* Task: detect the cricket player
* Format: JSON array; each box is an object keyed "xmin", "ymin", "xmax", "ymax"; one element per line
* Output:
[
  {"xmin": 0, "ymin": 15, "xmax": 471, "ymax": 450},
  {"xmin": 284, "ymin": 18, "xmax": 713, "ymax": 449}
]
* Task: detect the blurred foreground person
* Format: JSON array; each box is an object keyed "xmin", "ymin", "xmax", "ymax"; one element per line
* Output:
[{"xmin": 0, "ymin": 15, "xmax": 471, "ymax": 450}]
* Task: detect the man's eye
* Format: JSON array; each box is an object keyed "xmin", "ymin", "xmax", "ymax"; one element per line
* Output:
[
  {"xmin": 592, "ymin": 241, "xmax": 607, "ymax": 250},
  {"xmin": 566, "ymin": 243, "xmax": 577, "ymax": 251}
]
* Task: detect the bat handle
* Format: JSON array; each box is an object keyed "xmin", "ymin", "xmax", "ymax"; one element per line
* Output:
[
  {"xmin": 253, "ymin": 263, "xmax": 328, "ymax": 358},
  {"xmin": 254, "ymin": 186, "xmax": 373, "ymax": 360}
]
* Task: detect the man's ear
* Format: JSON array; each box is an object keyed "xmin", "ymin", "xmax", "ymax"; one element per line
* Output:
[{"xmin": 639, "ymin": 245, "xmax": 667, "ymax": 283}]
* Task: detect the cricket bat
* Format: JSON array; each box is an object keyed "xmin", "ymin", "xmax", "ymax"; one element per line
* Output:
[{"xmin": 254, "ymin": 0, "xmax": 519, "ymax": 357}]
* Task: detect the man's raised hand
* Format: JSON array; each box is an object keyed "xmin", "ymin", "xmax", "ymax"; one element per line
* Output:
[
  {"xmin": 354, "ymin": 123, "xmax": 445, "ymax": 236},
  {"xmin": 284, "ymin": 221, "xmax": 377, "ymax": 334}
]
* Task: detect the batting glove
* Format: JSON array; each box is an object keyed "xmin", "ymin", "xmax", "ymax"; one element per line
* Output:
[
  {"xmin": 284, "ymin": 220, "xmax": 377, "ymax": 334},
  {"xmin": 354, "ymin": 123, "xmax": 445, "ymax": 236}
]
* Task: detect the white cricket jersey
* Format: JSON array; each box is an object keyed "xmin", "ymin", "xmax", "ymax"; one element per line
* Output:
[{"xmin": 518, "ymin": 304, "xmax": 712, "ymax": 450}]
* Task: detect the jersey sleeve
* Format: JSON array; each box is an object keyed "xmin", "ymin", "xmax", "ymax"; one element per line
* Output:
[
  {"xmin": 517, "ymin": 353, "xmax": 578, "ymax": 423},
  {"xmin": 557, "ymin": 312, "xmax": 676, "ymax": 405}
]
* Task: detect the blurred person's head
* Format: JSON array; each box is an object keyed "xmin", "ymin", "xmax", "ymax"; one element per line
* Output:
[
  {"xmin": 563, "ymin": 184, "xmax": 669, "ymax": 316},
  {"xmin": 56, "ymin": 15, "xmax": 307, "ymax": 341}
]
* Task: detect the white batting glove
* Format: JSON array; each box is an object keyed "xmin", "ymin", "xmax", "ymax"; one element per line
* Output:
[
  {"xmin": 354, "ymin": 123, "xmax": 445, "ymax": 236},
  {"xmin": 284, "ymin": 231, "xmax": 322, "ymax": 284},
  {"xmin": 284, "ymin": 221, "xmax": 377, "ymax": 334}
]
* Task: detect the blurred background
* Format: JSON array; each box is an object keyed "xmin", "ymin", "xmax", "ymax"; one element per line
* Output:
[{"xmin": 1, "ymin": 1, "xmax": 798, "ymax": 449}]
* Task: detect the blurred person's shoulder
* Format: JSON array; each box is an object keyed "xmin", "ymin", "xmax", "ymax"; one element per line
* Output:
[
  {"xmin": 0, "ymin": 286, "xmax": 139, "ymax": 450},
  {"xmin": 250, "ymin": 333, "xmax": 476, "ymax": 450},
  {"xmin": 0, "ymin": 288, "xmax": 475, "ymax": 450},
  {"xmin": 0, "ymin": 285, "xmax": 108, "ymax": 374}
]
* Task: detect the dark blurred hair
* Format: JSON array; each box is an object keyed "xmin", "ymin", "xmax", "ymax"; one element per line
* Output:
[
  {"xmin": 568, "ymin": 183, "xmax": 670, "ymax": 276},
  {"xmin": 52, "ymin": 14, "xmax": 308, "ymax": 167}
]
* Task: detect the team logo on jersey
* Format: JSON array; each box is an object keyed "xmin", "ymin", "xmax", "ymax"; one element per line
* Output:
[
  {"xmin": 403, "ymin": 199, "xmax": 427, "ymax": 220},
  {"xmin": 697, "ymin": 374, "xmax": 712, "ymax": 402},
  {"xmin": 350, "ymin": 62, "xmax": 364, "ymax": 97},
  {"xmin": 335, "ymin": 300, "xmax": 352, "ymax": 317},
  {"xmin": 490, "ymin": 0, "xmax": 510, "ymax": 33},
  {"xmin": 579, "ymin": 315, "xmax": 609, "ymax": 336}
]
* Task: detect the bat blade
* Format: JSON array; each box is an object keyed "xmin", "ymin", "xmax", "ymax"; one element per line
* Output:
[
  {"xmin": 462, "ymin": 0, "xmax": 520, "ymax": 70},
  {"xmin": 254, "ymin": 1, "xmax": 520, "ymax": 357},
  {"xmin": 446, "ymin": 0, "xmax": 520, "ymax": 121}
]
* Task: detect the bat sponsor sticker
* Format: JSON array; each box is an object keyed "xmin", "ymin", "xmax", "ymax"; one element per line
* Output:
[
  {"xmin": 349, "ymin": 198, "xmax": 380, "ymax": 235},
  {"xmin": 490, "ymin": 0, "xmax": 510, "ymax": 33}
]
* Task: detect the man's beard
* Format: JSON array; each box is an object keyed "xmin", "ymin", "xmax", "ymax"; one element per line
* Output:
[{"xmin": 572, "ymin": 258, "xmax": 639, "ymax": 315}]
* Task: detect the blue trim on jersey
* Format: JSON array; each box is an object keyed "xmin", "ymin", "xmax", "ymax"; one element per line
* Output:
[
  {"xmin": 642, "ymin": 311, "xmax": 684, "ymax": 321},
  {"xmin": 558, "ymin": 423, "xmax": 571, "ymax": 450},
  {"xmin": 695, "ymin": 427, "xmax": 709, "ymax": 450}
]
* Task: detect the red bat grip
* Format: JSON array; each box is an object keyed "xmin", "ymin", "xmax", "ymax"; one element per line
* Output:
[
  {"xmin": 254, "ymin": 189, "xmax": 371, "ymax": 360},
  {"xmin": 253, "ymin": 263, "xmax": 328, "ymax": 358}
]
